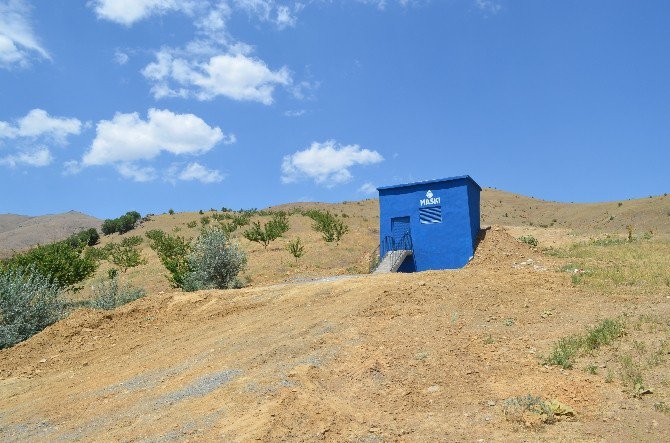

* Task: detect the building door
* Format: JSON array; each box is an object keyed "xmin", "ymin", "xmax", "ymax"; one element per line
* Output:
[{"xmin": 391, "ymin": 216, "xmax": 411, "ymax": 249}]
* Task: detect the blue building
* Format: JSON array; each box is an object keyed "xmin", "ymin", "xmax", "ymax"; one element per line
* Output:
[{"xmin": 376, "ymin": 175, "xmax": 481, "ymax": 272}]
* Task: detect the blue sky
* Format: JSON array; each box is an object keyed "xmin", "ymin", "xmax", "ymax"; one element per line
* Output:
[{"xmin": 1, "ymin": 0, "xmax": 668, "ymax": 218}]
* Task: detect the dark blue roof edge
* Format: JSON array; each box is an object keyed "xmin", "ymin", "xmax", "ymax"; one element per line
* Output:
[{"xmin": 377, "ymin": 175, "xmax": 482, "ymax": 192}]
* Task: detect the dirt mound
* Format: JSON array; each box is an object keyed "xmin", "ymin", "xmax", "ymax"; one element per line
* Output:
[
  {"xmin": 468, "ymin": 225, "xmax": 554, "ymax": 271},
  {"xmin": 2, "ymin": 252, "xmax": 670, "ymax": 440}
]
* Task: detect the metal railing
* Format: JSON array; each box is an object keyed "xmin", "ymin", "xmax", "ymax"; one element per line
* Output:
[{"xmin": 369, "ymin": 232, "xmax": 413, "ymax": 273}]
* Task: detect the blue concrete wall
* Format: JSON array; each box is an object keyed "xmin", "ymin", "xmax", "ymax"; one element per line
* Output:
[{"xmin": 378, "ymin": 176, "xmax": 480, "ymax": 271}]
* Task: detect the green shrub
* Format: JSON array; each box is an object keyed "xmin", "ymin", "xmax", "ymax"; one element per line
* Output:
[
  {"xmin": 590, "ymin": 235, "xmax": 627, "ymax": 247},
  {"xmin": 84, "ymin": 243, "xmax": 114, "ymax": 261},
  {"xmin": 231, "ymin": 212, "xmax": 251, "ymax": 228},
  {"xmin": 108, "ymin": 241, "xmax": 146, "ymax": 273},
  {"xmin": 146, "ymin": 230, "xmax": 191, "ymax": 288},
  {"xmin": 183, "ymin": 227, "xmax": 246, "ymax": 291},
  {"xmin": 90, "ymin": 276, "xmax": 145, "ymax": 310},
  {"xmin": 0, "ymin": 266, "xmax": 64, "ymax": 348},
  {"xmin": 3, "ymin": 240, "xmax": 97, "ymax": 291},
  {"xmin": 519, "ymin": 235, "xmax": 538, "ymax": 247},
  {"xmin": 200, "ymin": 216, "xmax": 210, "ymax": 226},
  {"xmin": 186, "ymin": 221, "xmax": 197, "ymax": 228},
  {"xmin": 121, "ymin": 236, "xmax": 143, "ymax": 247},
  {"xmin": 287, "ymin": 238, "xmax": 305, "ymax": 262},
  {"xmin": 101, "ymin": 211, "xmax": 141, "ymax": 235},
  {"xmin": 67, "ymin": 228, "xmax": 100, "ymax": 247},
  {"xmin": 242, "ymin": 213, "xmax": 290, "ymax": 249}
]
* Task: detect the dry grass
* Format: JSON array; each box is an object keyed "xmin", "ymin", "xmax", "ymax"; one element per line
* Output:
[{"xmin": 547, "ymin": 239, "xmax": 670, "ymax": 294}]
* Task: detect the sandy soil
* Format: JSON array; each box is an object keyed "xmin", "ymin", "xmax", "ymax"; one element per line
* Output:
[{"xmin": 2, "ymin": 228, "xmax": 669, "ymax": 441}]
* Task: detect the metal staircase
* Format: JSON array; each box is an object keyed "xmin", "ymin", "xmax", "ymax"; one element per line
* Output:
[{"xmin": 370, "ymin": 232, "xmax": 413, "ymax": 274}]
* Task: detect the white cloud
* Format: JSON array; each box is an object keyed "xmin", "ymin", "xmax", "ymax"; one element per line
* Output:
[
  {"xmin": 62, "ymin": 160, "xmax": 83, "ymax": 175},
  {"xmin": 143, "ymin": 50, "xmax": 291, "ymax": 104},
  {"xmin": 83, "ymin": 108, "xmax": 229, "ymax": 166},
  {"xmin": 281, "ymin": 140, "xmax": 384, "ymax": 187},
  {"xmin": 116, "ymin": 163, "xmax": 157, "ymax": 182},
  {"xmin": 15, "ymin": 109, "xmax": 82, "ymax": 142},
  {"xmin": 89, "ymin": 0, "xmax": 197, "ymax": 26},
  {"xmin": 284, "ymin": 109, "xmax": 306, "ymax": 117},
  {"xmin": 233, "ymin": 0, "xmax": 298, "ymax": 29},
  {"xmin": 275, "ymin": 5, "xmax": 296, "ymax": 29},
  {"xmin": 358, "ymin": 182, "xmax": 377, "ymax": 195},
  {"xmin": 114, "ymin": 49, "xmax": 129, "ymax": 65},
  {"xmin": 355, "ymin": 0, "xmax": 419, "ymax": 10},
  {"xmin": 0, "ymin": 109, "xmax": 82, "ymax": 143},
  {"xmin": 178, "ymin": 162, "xmax": 224, "ymax": 183},
  {"xmin": 475, "ymin": 0, "xmax": 501, "ymax": 14},
  {"xmin": 0, "ymin": 0, "xmax": 49, "ymax": 68},
  {"xmin": 0, "ymin": 147, "xmax": 52, "ymax": 167}
]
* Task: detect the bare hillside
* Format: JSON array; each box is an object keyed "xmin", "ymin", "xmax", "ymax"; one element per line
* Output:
[
  {"xmin": 481, "ymin": 188, "xmax": 670, "ymax": 236},
  {"xmin": 0, "ymin": 211, "xmax": 102, "ymax": 257},
  {"xmin": 0, "ymin": 214, "xmax": 32, "ymax": 234}
]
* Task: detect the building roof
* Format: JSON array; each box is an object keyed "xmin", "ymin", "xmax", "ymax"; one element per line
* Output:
[{"xmin": 376, "ymin": 175, "xmax": 482, "ymax": 192}]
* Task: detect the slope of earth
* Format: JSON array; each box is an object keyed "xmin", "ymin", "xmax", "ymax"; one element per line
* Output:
[
  {"xmin": 0, "ymin": 211, "xmax": 102, "ymax": 258},
  {"xmin": 0, "ymin": 214, "xmax": 32, "ymax": 234},
  {"xmin": 72, "ymin": 190, "xmax": 670, "ymax": 300},
  {"xmin": 2, "ymin": 228, "xmax": 669, "ymax": 441}
]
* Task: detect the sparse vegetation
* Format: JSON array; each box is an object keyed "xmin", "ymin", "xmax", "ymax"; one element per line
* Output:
[
  {"xmin": 518, "ymin": 235, "xmax": 538, "ymax": 247},
  {"xmin": 548, "ymin": 239, "xmax": 670, "ymax": 291},
  {"xmin": 543, "ymin": 317, "xmax": 626, "ymax": 369},
  {"xmin": 502, "ymin": 394, "xmax": 556, "ymax": 426},
  {"xmin": 186, "ymin": 220, "xmax": 197, "ymax": 228}
]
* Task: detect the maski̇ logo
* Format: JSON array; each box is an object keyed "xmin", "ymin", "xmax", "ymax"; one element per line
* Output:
[{"xmin": 420, "ymin": 190, "xmax": 440, "ymax": 206}]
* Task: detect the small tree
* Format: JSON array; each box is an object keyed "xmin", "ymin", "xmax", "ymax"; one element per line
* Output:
[
  {"xmin": 101, "ymin": 211, "xmax": 142, "ymax": 235},
  {"xmin": 309, "ymin": 211, "xmax": 349, "ymax": 244},
  {"xmin": 67, "ymin": 228, "xmax": 99, "ymax": 247},
  {"xmin": 3, "ymin": 240, "xmax": 97, "ymax": 291},
  {"xmin": 287, "ymin": 238, "xmax": 305, "ymax": 263},
  {"xmin": 168, "ymin": 208, "xmax": 175, "ymax": 215},
  {"xmin": 108, "ymin": 242, "xmax": 146, "ymax": 273},
  {"xmin": 146, "ymin": 230, "xmax": 191, "ymax": 288}
]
